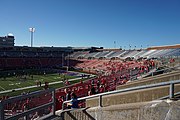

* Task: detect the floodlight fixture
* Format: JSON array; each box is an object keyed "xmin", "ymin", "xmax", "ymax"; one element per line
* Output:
[{"xmin": 29, "ymin": 27, "xmax": 35, "ymax": 47}]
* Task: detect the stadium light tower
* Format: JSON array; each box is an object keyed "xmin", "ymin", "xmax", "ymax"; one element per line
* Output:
[{"xmin": 29, "ymin": 27, "xmax": 35, "ymax": 47}]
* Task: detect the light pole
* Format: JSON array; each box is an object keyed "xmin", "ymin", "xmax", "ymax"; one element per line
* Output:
[
  {"xmin": 29, "ymin": 27, "xmax": 35, "ymax": 47},
  {"xmin": 129, "ymin": 44, "xmax": 131, "ymax": 50},
  {"xmin": 114, "ymin": 41, "xmax": 116, "ymax": 48}
]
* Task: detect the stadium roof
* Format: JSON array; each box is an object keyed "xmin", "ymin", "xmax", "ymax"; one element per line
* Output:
[{"xmin": 147, "ymin": 44, "xmax": 180, "ymax": 50}]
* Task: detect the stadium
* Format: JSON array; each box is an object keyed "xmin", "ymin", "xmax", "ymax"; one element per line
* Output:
[{"xmin": 0, "ymin": 34, "xmax": 180, "ymax": 120}]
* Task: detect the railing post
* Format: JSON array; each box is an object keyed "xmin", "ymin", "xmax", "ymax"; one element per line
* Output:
[
  {"xmin": 169, "ymin": 83, "xmax": 174, "ymax": 99},
  {"xmin": 0, "ymin": 101, "xmax": 4, "ymax": 120},
  {"xmin": 99, "ymin": 95, "xmax": 102, "ymax": 107},
  {"xmin": 25, "ymin": 114, "xmax": 30, "ymax": 120},
  {"xmin": 52, "ymin": 89, "xmax": 56, "ymax": 116},
  {"xmin": 62, "ymin": 102, "xmax": 65, "ymax": 110},
  {"xmin": 130, "ymin": 70, "xmax": 132, "ymax": 81}
]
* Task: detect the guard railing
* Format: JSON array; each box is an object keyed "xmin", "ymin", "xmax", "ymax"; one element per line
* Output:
[
  {"xmin": 62, "ymin": 79, "xmax": 180, "ymax": 109},
  {"xmin": 0, "ymin": 88, "xmax": 56, "ymax": 120}
]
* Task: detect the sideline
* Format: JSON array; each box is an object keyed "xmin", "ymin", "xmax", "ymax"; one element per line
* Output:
[{"xmin": 0, "ymin": 74, "xmax": 95, "ymax": 94}]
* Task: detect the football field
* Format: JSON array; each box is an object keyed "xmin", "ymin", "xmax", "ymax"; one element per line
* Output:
[{"xmin": 0, "ymin": 73, "xmax": 77, "ymax": 92}]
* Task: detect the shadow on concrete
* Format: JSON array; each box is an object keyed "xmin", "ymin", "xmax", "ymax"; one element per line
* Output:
[
  {"xmin": 39, "ymin": 115, "xmax": 63, "ymax": 120},
  {"xmin": 82, "ymin": 108, "xmax": 95, "ymax": 120},
  {"xmin": 61, "ymin": 107, "xmax": 95, "ymax": 120},
  {"xmin": 66, "ymin": 111, "xmax": 78, "ymax": 120}
]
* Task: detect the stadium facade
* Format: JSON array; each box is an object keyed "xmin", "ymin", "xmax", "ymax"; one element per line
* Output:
[
  {"xmin": 0, "ymin": 34, "xmax": 15, "ymax": 47},
  {"xmin": 0, "ymin": 35, "xmax": 180, "ymax": 120}
]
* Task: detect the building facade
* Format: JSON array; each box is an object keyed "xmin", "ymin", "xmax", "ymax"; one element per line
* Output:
[{"xmin": 0, "ymin": 33, "xmax": 15, "ymax": 47}]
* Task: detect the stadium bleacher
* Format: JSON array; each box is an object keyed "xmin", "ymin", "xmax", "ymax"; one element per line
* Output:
[{"xmin": 0, "ymin": 45, "xmax": 180, "ymax": 120}]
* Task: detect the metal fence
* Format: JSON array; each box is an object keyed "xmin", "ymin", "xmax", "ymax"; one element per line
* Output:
[
  {"xmin": 150, "ymin": 65, "xmax": 179, "ymax": 76},
  {"xmin": 62, "ymin": 79, "xmax": 180, "ymax": 109},
  {"xmin": 0, "ymin": 88, "xmax": 56, "ymax": 120},
  {"xmin": 0, "ymin": 65, "xmax": 179, "ymax": 119}
]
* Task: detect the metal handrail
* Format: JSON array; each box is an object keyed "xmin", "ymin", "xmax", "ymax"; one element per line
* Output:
[
  {"xmin": 6, "ymin": 102, "xmax": 54, "ymax": 120},
  {"xmin": 2, "ymin": 88, "xmax": 54, "ymax": 104},
  {"xmin": 159, "ymin": 91, "xmax": 180, "ymax": 100},
  {"xmin": 0, "ymin": 88, "xmax": 56, "ymax": 120},
  {"xmin": 128, "ymin": 65, "xmax": 180, "ymax": 80},
  {"xmin": 120, "ymin": 65, "xmax": 179, "ymax": 79},
  {"xmin": 62, "ymin": 79, "xmax": 180, "ymax": 109},
  {"xmin": 150, "ymin": 65, "xmax": 179, "ymax": 76}
]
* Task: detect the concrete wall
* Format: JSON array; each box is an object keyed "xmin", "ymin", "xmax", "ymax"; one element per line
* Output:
[
  {"xmin": 58, "ymin": 100, "xmax": 180, "ymax": 120},
  {"xmin": 86, "ymin": 84, "xmax": 180, "ymax": 107},
  {"xmin": 57, "ymin": 71, "xmax": 180, "ymax": 120},
  {"xmin": 85, "ymin": 70, "xmax": 180, "ymax": 107},
  {"xmin": 117, "ymin": 70, "xmax": 180, "ymax": 90}
]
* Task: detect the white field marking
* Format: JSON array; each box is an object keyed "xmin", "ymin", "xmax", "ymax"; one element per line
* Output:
[
  {"xmin": 8, "ymin": 81, "xmax": 16, "ymax": 86},
  {"xmin": 0, "ymin": 85, "xmax": 6, "ymax": 90},
  {"xmin": 51, "ymin": 78, "xmax": 59, "ymax": 81},
  {"xmin": 0, "ymin": 73, "xmax": 96, "ymax": 94},
  {"xmin": 54, "ymin": 77, "xmax": 62, "ymax": 79},
  {"xmin": 15, "ymin": 83, "xmax": 22, "ymax": 88},
  {"xmin": 8, "ymin": 81, "xmax": 22, "ymax": 88}
]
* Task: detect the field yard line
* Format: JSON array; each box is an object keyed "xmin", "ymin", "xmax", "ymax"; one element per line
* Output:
[
  {"xmin": 0, "ymin": 85, "xmax": 6, "ymax": 91},
  {"xmin": 0, "ymin": 74, "xmax": 95, "ymax": 94},
  {"xmin": 8, "ymin": 81, "xmax": 22, "ymax": 88},
  {"xmin": 47, "ymin": 77, "xmax": 81, "ymax": 85}
]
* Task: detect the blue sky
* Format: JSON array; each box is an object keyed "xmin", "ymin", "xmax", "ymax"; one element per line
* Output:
[{"xmin": 0, "ymin": 0, "xmax": 180, "ymax": 48}]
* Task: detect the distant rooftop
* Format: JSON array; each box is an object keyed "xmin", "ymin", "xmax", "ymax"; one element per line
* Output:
[{"xmin": 147, "ymin": 44, "xmax": 180, "ymax": 50}]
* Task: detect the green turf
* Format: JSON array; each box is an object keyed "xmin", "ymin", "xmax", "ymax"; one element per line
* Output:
[
  {"xmin": 0, "ymin": 73, "xmax": 77, "ymax": 92},
  {"xmin": 0, "ymin": 76, "xmax": 96, "ymax": 97}
]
